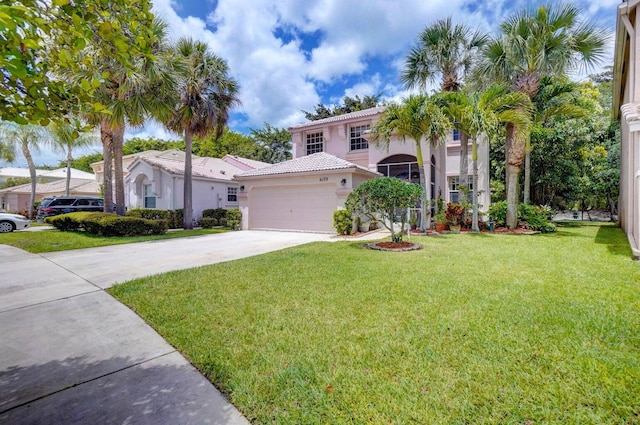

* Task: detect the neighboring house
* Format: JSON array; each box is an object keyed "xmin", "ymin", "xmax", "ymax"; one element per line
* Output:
[
  {"xmin": 613, "ymin": 0, "xmax": 640, "ymax": 259},
  {"xmin": 235, "ymin": 152, "xmax": 380, "ymax": 232},
  {"xmin": 0, "ymin": 178, "xmax": 100, "ymax": 212},
  {"xmin": 289, "ymin": 108, "xmax": 490, "ymax": 207},
  {"xmin": 0, "ymin": 167, "xmax": 94, "ymax": 186},
  {"xmin": 93, "ymin": 149, "xmax": 270, "ymax": 219}
]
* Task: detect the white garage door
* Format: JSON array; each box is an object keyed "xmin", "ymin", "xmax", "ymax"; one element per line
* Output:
[{"xmin": 251, "ymin": 184, "xmax": 337, "ymax": 232}]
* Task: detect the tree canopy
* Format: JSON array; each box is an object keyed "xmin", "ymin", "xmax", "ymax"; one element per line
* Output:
[{"xmin": 303, "ymin": 95, "xmax": 381, "ymax": 121}]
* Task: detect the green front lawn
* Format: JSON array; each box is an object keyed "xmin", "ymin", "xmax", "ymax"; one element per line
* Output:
[
  {"xmin": 0, "ymin": 227, "xmax": 229, "ymax": 253},
  {"xmin": 109, "ymin": 222, "xmax": 640, "ymax": 424}
]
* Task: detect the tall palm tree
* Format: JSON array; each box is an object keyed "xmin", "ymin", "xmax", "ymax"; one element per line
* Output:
[
  {"xmin": 437, "ymin": 87, "xmax": 532, "ymax": 231},
  {"xmin": 477, "ymin": 2, "xmax": 607, "ymax": 228},
  {"xmin": 49, "ymin": 123, "xmax": 98, "ymax": 196},
  {"xmin": 0, "ymin": 122, "xmax": 47, "ymax": 218},
  {"xmin": 85, "ymin": 18, "xmax": 178, "ymax": 215},
  {"xmin": 165, "ymin": 38, "xmax": 240, "ymax": 229},
  {"xmin": 369, "ymin": 94, "xmax": 450, "ymax": 231},
  {"xmin": 402, "ymin": 17, "xmax": 487, "ymax": 195}
]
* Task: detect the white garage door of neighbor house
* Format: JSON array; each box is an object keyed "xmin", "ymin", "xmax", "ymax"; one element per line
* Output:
[{"xmin": 251, "ymin": 184, "xmax": 337, "ymax": 232}]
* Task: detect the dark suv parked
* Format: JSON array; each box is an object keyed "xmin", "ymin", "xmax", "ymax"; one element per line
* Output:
[{"xmin": 37, "ymin": 196, "xmax": 104, "ymax": 221}]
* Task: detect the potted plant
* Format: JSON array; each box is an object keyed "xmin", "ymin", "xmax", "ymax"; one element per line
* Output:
[
  {"xmin": 434, "ymin": 209, "xmax": 447, "ymax": 232},
  {"xmin": 445, "ymin": 202, "xmax": 465, "ymax": 233}
]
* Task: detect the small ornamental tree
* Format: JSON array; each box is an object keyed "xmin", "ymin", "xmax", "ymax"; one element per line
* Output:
[{"xmin": 346, "ymin": 177, "xmax": 422, "ymax": 243}]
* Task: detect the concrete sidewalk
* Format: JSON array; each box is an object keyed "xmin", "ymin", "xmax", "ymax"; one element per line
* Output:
[{"xmin": 0, "ymin": 230, "xmax": 336, "ymax": 424}]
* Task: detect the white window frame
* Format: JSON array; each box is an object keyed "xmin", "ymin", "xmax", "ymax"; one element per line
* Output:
[
  {"xmin": 448, "ymin": 176, "xmax": 473, "ymax": 203},
  {"xmin": 349, "ymin": 124, "xmax": 370, "ymax": 151},
  {"xmin": 305, "ymin": 131, "xmax": 324, "ymax": 155},
  {"xmin": 227, "ymin": 187, "xmax": 238, "ymax": 203},
  {"xmin": 143, "ymin": 184, "xmax": 156, "ymax": 208}
]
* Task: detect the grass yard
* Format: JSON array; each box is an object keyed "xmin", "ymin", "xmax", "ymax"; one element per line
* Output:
[
  {"xmin": 0, "ymin": 227, "xmax": 229, "ymax": 253},
  {"xmin": 109, "ymin": 222, "xmax": 640, "ymax": 424}
]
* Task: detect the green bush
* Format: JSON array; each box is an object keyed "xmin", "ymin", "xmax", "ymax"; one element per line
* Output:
[
  {"xmin": 519, "ymin": 204, "xmax": 557, "ymax": 233},
  {"xmin": 126, "ymin": 208, "xmax": 171, "ymax": 221},
  {"xmin": 169, "ymin": 209, "xmax": 183, "ymax": 229},
  {"xmin": 200, "ymin": 217, "xmax": 217, "ymax": 228},
  {"xmin": 226, "ymin": 209, "xmax": 242, "ymax": 230},
  {"xmin": 488, "ymin": 201, "xmax": 507, "ymax": 227},
  {"xmin": 82, "ymin": 214, "xmax": 167, "ymax": 236},
  {"xmin": 333, "ymin": 209, "xmax": 353, "ymax": 235}
]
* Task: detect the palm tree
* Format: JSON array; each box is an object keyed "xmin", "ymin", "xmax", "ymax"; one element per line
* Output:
[
  {"xmin": 85, "ymin": 18, "xmax": 178, "ymax": 215},
  {"xmin": 402, "ymin": 17, "xmax": 487, "ymax": 196},
  {"xmin": 477, "ymin": 2, "xmax": 608, "ymax": 228},
  {"xmin": 437, "ymin": 87, "xmax": 532, "ymax": 231},
  {"xmin": 49, "ymin": 123, "xmax": 98, "ymax": 196},
  {"xmin": 0, "ymin": 122, "xmax": 48, "ymax": 218},
  {"xmin": 165, "ymin": 38, "xmax": 240, "ymax": 229},
  {"xmin": 369, "ymin": 94, "xmax": 450, "ymax": 231}
]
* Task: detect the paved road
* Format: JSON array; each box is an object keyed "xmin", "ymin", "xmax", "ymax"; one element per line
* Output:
[{"xmin": 0, "ymin": 230, "xmax": 334, "ymax": 425}]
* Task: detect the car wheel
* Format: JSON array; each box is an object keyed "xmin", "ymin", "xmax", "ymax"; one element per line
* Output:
[{"xmin": 0, "ymin": 220, "xmax": 15, "ymax": 233}]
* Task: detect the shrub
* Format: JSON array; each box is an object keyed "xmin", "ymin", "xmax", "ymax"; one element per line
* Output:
[
  {"xmin": 126, "ymin": 208, "xmax": 171, "ymax": 221},
  {"xmin": 445, "ymin": 203, "xmax": 465, "ymax": 226},
  {"xmin": 333, "ymin": 210, "xmax": 353, "ymax": 235},
  {"xmin": 82, "ymin": 214, "xmax": 167, "ymax": 236},
  {"xmin": 488, "ymin": 201, "xmax": 508, "ymax": 227},
  {"xmin": 200, "ymin": 217, "xmax": 217, "ymax": 228},
  {"xmin": 519, "ymin": 204, "xmax": 557, "ymax": 233},
  {"xmin": 226, "ymin": 209, "xmax": 242, "ymax": 230},
  {"xmin": 168, "ymin": 209, "xmax": 183, "ymax": 229},
  {"xmin": 202, "ymin": 209, "xmax": 215, "ymax": 218}
]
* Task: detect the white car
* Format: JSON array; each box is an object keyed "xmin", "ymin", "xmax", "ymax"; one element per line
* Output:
[{"xmin": 0, "ymin": 213, "xmax": 31, "ymax": 233}]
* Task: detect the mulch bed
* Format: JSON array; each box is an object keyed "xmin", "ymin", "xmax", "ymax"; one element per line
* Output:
[{"xmin": 367, "ymin": 241, "xmax": 423, "ymax": 252}]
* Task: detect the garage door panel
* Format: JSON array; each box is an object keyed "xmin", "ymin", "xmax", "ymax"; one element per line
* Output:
[{"xmin": 251, "ymin": 185, "xmax": 336, "ymax": 232}]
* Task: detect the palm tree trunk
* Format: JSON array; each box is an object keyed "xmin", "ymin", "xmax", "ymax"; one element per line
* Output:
[
  {"xmin": 523, "ymin": 146, "xmax": 531, "ymax": 205},
  {"xmin": 415, "ymin": 142, "xmax": 428, "ymax": 231},
  {"xmin": 471, "ymin": 139, "xmax": 479, "ymax": 233},
  {"xmin": 101, "ymin": 119, "xmax": 114, "ymax": 214},
  {"xmin": 113, "ymin": 126, "xmax": 126, "ymax": 216},
  {"xmin": 459, "ymin": 131, "xmax": 469, "ymax": 197},
  {"xmin": 22, "ymin": 141, "xmax": 36, "ymax": 220},
  {"xmin": 183, "ymin": 129, "xmax": 194, "ymax": 229},
  {"xmin": 65, "ymin": 148, "xmax": 72, "ymax": 197},
  {"xmin": 506, "ymin": 125, "xmax": 525, "ymax": 229}
]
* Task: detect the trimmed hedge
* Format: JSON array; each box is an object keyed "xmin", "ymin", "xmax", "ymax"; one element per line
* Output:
[
  {"xmin": 200, "ymin": 217, "xmax": 217, "ymax": 228},
  {"xmin": 127, "ymin": 208, "xmax": 183, "ymax": 229},
  {"xmin": 333, "ymin": 210, "xmax": 353, "ymax": 235},
  {"xmin": 226, "ymin": 209, "xmax": 241, "ymax": 230},
  {"xmin": 46, "ymin": 212, "xmax": 167, "ymax": 236}
]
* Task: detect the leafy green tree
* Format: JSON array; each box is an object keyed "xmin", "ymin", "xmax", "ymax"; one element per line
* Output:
[
  {"xmin": 59, "ymin": 152, "xmax": 103, "ymax": 173},
  {"xmin": 196, "ymin": 130, "xmax": 258, "ymax": 159},
  {"xmin": 250, "ymin": 123, "xmax": 292, "ymax": 163},
  {"xmin": 0, "ymin": 177, "xmax": 31, "ymax": 189},
  {"xmin": 0, "ymin": 123, "xmax": 48, "ymax": 218},
  {"xmin": 122, "ymin": 137, "xmax": 184, "ymax": 155},
  {"xmin": 49, "ymin": 123, "xmax": 98, "ymax": 195},
  {"xmin": 346, "ymin": 177, "xmax": 422, "ymax": 243},
  {"xmin": 165, "ymin": 38, "xmax": 240, "ymax": 229},
  {"xmin": 303, "ymin": 95, "xmax": 380, "ymax": 121},
  {"xmin": 370, "ymin": 94, "xmax": 450, "ymax": 231},
  {"xmin": 477, "ymin": 2, "xmax": 608, "ymax": 228},
  {"xmin": 1, "ymin": 0, "xmax": 158, "ymax": 126}
]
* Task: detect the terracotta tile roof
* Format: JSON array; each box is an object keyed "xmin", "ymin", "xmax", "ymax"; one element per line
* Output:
[
  {"xmin": 234, "ymin": 152, "xmax": 380, "ymax": 178},
  {"xmin": 288, "ymin": 107, "xmax": 385, "ymax": 130},
  {"xmin": 139, "ymin": 156, "xmax": 248, "ymax": 181},
  {"xmin": 0, "ymin": 178, "xmax": 100, "ymax": 195}
]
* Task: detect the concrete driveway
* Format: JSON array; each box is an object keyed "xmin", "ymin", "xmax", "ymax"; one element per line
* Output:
[{"xmin": 0, "ymin": 230, "xmax": 332, "ymax": 424}]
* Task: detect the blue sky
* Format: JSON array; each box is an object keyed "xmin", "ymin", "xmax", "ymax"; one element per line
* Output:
[{"xmin": 8, "ymin": 0, "xmax": 620, "ymax": 166}]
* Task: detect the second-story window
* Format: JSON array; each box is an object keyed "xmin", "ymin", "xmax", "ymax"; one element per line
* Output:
[
  {"xmin": 349, "ymin": 124, "xmax": 370, "ymax": 151},
  {"xmin": 306, "ymin": 131, "xmax": 324, "ymax": 155},
  {"xmin": 453, "ymin": 129, "xmax": 461, "ymax": 141}
]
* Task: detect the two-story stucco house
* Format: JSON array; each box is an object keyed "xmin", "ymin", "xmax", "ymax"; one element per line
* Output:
[
  {"xmin": 613, "ymin": 0, "xmax": 640, "ymax": 259},
  {"xmin": 235, "ymin": 107, "xmax": 490, "ymax": 233}
]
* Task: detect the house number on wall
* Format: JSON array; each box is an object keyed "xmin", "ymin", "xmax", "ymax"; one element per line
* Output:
[{"xmin": 319, "ymin": 177, "xmax": 328, "ymax": 182}]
